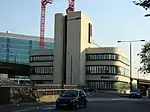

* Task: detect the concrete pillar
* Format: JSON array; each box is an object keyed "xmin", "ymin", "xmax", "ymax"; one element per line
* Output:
[{"xmin": 53, "ymin": 13, "xmax": 65, "ymax": 84}]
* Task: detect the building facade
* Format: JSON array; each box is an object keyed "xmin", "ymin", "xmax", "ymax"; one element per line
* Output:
[
  {"xmin": 53, "ymin": 11, "xmax": 98, "ymax": 85},
  {"xmin": 86, "ymin": 47, "xmax": 130, "ymax": 90},
  {"xmin": 30, "ymin": 49, "xmax": 54, "ymax": 84},
  {"xmin": 51, "ymin": 11, "xmax": 133, "ymax": 92},
  {"xmin": 0, "ymin": 32, "xmax": 54, "ymax": 83},
  {"xmin": 0, "ymin": 32, "xmax": 54, "ymax": 65}
]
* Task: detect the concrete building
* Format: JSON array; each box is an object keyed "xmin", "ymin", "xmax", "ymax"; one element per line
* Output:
[
  {"xmin": 30, "ymin": 49, "xmax": 54, "ymax": 84},
  {"xmin": 86, "ymin": 47, "xmax": 130, "ymax": 90},
  {"xmin": 27, "ymin": 11, "xmax": 140, "ymax": 92},
  {"xmin": 53, "ymin": 11, "xmax": 98, "ymax": 85},
  {"xmin": 52, "ymin": 11, "xmax": 133, "ymax": 91},
  {"xmin": 0, "ymin": 32, "xmax": 54, "ymax": 83}
]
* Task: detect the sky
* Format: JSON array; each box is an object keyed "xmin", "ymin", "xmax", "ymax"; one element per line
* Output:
[{"xmin": 0, "ymin": 0, "xmax": 150, "ymax": 78}]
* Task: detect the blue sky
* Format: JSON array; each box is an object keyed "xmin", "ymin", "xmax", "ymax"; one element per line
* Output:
[{"xmin": 0, "ymin": 0, "xmax": 150, "ymax": 78}]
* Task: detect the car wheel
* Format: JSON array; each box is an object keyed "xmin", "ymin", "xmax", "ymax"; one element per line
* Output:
[
  {"xmin": 56, "ymin": 104, "xmax": 60, "ymax": 110},
  {"xmin": 74, "ymin": 103, "xmax": 79, "ymax": 110},
  {"xmin": 83, "ymin": 101, "xmax": 87, "ymax": 108}
]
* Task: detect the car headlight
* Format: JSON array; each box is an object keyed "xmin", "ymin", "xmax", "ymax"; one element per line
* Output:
[
  {"xmin": 71, "ymin": 100, "xmax": 74, "ymax": 103},
  {"xmin": 56, "ymin": 99, "xmax": 59, "ymax": 102}
]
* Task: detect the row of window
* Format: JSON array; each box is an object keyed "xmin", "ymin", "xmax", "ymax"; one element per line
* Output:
[
  {"xmin": 86, "ymin": 80, "xmax": 129, "ymax": 90},
  {"xmin": 0, "ymin": 42, "xmax": 53, "ymax": 50},
  {"xmin": 86, "ymin": 53, "xmax": 129, "ymax": 65},
  {"xmin": 0, "ymin": 53, "xmax": 29, "ymax": 64},
  {"xmin": 30, "ymin": 55, "xmax": 54, "ymax": 62},
  {"xmin": 0, "ymin": 38, "xmax": 53, "ymax": 47},
  {"xmin": 86, "ymin": 65, "xmax": 129, "ymax": 76},
  {"xmin": 31, "ymin": 67, "xmax": 53, "ymax": 75}
]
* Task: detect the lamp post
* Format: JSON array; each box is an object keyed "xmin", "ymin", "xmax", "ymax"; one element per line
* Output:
[
  {"xmin": 117, "ymin": 40, "xmax": 145, "ymax": 92},
  {"xmin": 135, "ymin": 67, "xmax": 140, "ymax": 89},
  {"xmin": 70, "ymin": 55, "xmax": 73, "ymax": 84}
]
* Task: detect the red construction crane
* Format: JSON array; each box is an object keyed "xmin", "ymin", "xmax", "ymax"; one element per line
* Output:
[
  {"xmin": 40, "ymin": 0, "xmax": 53, "ymax": 49},
  {"xmin": 66, "ymin": 0, "xmax": 75, "ymax": 13},
  {"xmin": 39, "ymin": 0, "xmax": 75, "ymax": 49}
]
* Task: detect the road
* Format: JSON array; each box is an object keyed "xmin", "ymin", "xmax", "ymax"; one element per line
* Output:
[{"xmin": 0, "ymin": 98, "xmax": 150, "ymax": 112}]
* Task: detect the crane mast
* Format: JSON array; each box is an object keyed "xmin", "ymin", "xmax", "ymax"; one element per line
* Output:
[
  {"xmin": 39, "ymin": 0, "xmax": 75, "ymax": 49},
  {"xmin": 40, "ymin": 0, "xmax": 53, "ymax": 49}
]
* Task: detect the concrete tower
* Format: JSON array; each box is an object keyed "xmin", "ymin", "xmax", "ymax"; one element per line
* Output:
[{"xmin": 53, "ymin": 11, "xmax": 93, "ymax": 86}]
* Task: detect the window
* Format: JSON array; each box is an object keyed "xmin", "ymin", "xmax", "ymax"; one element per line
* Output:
[
  {"xmin": 32, "ymin": 66, "xmax": 53, "ymax": 75},
  {"xmin": 30, "ymin": 55, "xmax": 54, "ymax": 62},
  {"xmin": 86, "ymin": 53, "xmax": 129, "ymax": 65},
  {"xmin": 88, "ymin": 23, "xmax": 92, "ymax": 43},
  {"xmin": 86, "ymin": 65, "xmax": 129, "ymax": 76}
]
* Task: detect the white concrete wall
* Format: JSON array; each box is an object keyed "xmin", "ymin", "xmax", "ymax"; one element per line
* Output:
[
  {"xmin": 66, "ymin": 11, "xmax": 81, "ymax": 85},
  {"xmin": 86, "ymin": 47, "xmax": 128, "ymax": 59},
  {"xmin": 66, "ymin": 11, "xmax": 93, "ymax": 85},
  {"xmin": 53, "ymin": 13, "xmax": 65, "ymax": 84},
  {"xmin": 30, "ymin": 75, "xmax": 53, "ymax": 81},
  {"xmin": 86, "ymin": 75, "xmax": 130, "ymax": 83},
  {"xmin": 86, "ymin": 61, "xmax": 129, "ymax": 69},
  {"xmin": 85, "ymin": 47, "xmax": 130, "ymax": 82}
]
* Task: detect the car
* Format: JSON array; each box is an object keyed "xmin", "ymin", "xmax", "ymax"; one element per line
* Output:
[
  {"xmin": 129, "ymin": 89, "xmax": 142, "ymax": 98},
  {"xmin": 56, "ymin": 89, "xmax": 88, "ymax": 110}
]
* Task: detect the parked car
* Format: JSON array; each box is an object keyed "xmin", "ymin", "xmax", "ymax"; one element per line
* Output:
[
  {"xmin": 129, "ymin": 89, "xmax": 142, "ymax": 98},
  {"xmin": 148, "ymin": 88, "xmax": 150, "ymax": 98},
  {"xmin": 56, "ymin": 89, "xmax": 87, "ymax": 109}
]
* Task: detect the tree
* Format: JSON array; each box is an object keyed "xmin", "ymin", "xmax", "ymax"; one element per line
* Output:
[
  {"xmin": 138, "ymin": 41, "xmax": 150, "ymax": 73},
  {"xmin": 133, "ymin": 0, "xmax": 150, "ymax": 10}
]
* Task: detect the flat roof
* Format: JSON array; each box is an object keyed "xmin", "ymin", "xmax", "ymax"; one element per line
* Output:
[{"xmin": 0, "ymin": 32, "xmax": 54, "ymax": 42}]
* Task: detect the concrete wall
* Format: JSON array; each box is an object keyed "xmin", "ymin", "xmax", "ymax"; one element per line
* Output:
[
  {"xmin": 66, "ymin": 11, "xmax": 93, "ymax": 85},
  {"xmin": 53, "ymin": 13, "xmax": 65, "ymax": 84},
  {"xmin": 85, "ymin": 47, "xmax": 130, "ymax": 83},
  {"xmin": 86, "ymin": 47, "xmax": 128, "ymax": 59},
  {"xmin": 30, "ymin": 49, "xmax": 53, "ymax": 81},
  {"xmin": 86, "ymin": 75, "xmax": 130, "ymax": 82}
]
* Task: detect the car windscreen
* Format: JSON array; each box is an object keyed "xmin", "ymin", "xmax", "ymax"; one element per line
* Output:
[
  {"xmin": 61, "ymin": 90, "xmax": 78, "ymax": 97},
  {"xmin": 131, "ymin": 89, "xmax": 139, "ymax": 93}
]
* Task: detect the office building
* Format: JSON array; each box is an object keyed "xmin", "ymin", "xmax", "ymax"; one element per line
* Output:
[
  {"xmin": 86, "ymin": 47, "xmax": 130, "ymax": 90},
  {"xmin": 0, "ymin": 32, "xmax": 54, "ymax": 83},
  {"xmin": 0, "ymin": 32, "xmax": 54, "ymax": 65}
]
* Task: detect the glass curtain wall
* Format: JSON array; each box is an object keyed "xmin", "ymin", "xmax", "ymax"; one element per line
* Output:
[{"xmin": 0, "ymin": 37, "xmax": 54, "ymax": 64}]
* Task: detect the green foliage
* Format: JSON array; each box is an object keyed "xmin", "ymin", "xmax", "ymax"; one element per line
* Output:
[
  {"xmin": 138, "ymin": 41, "xmax": 150, "ymax": 73},
  {"xmin": 133, "ymin": 0, "xmax": 150, "ymax": 10}
]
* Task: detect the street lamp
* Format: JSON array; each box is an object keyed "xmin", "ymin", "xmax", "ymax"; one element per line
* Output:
[
  {"xmin": 117, "ymin": 40, "xmax": 145, "ymax": 92},
  {"xmin": 135, "ymin": 67, "xmax": 140, "ymax": 89},
  {"xmin": 145, "ymin": 14, "xmax": 150, "ymax": 17}
]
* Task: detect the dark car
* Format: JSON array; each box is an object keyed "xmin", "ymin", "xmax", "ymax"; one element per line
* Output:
[
  {"xmin": 56, "ymin": 89, "xmax": 87, "ymax": 109},
  {"xmin": 129, "ymin": 89, "xmax": 142, "ymax": 98}
]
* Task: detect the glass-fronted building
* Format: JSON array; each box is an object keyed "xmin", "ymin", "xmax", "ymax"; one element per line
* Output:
[{"xmin": 0, "ymin": 32, "xmax": 54, "ymax": 65}]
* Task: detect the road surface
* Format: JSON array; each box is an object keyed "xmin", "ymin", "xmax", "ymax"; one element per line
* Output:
[{"xmin": 0, "ymin": 98, "xmax": 150, "ymax": 112}]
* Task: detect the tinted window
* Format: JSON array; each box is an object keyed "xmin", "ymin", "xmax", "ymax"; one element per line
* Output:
[
  {"xmin": 132, "ymin": 89, "xmax": 140, "ymax": 93},
  {"xmin": 61, "ymin": 90, "xmax": 78, "ymax": 97},
  {"xmin": 79, "ymin": 91, "xmax": 85, "ymax": 96}
]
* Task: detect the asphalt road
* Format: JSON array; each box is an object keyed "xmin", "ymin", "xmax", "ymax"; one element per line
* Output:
[{"xmin": 1, "ymin": 98, "xmax": 150, "ymax": 112}]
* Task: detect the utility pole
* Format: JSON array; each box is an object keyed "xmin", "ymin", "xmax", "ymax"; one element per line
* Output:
[{"xmin": 117, "ymin": 40, "xmax": 145, "ymax": 92}]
